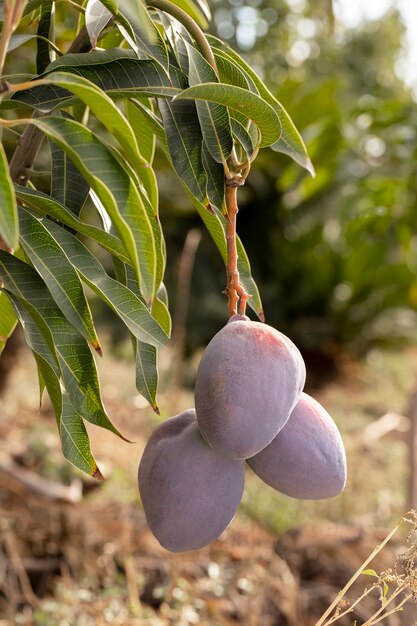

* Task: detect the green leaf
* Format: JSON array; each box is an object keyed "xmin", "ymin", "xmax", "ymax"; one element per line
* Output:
[
  {"xmin": 362, "ymin": 569, "xmax": 378, "ymax": 577},
  {"xmin": 12, "ymin": 49, "xmax": 180, "ymax": 112},
  {"xmin": 118, "ymin": 0, "xmax": 169, "ymax": 69},
  {"xmin": 127, "ymin": 97, "xmax": 167, "ymax": 147},
  {"xmin": 175, "ymin": 83, "xmax": 281, "ymax": 148},
  {"xmin": 165, "ymin": 0, "xmax": 209, "ymax": 29},
  {"xmin": 159, "ymin": 98, "xmax": 207, "ymax": 202},
  {"xmin": 201, "ymin": 141, "xmax": 225, "ymax": 213},
  {"xmin": 3, "ymin": 289, "xmax": 62, "ymax": 411},
  {"xmin": 49, "ymin": 112, "xmax": 90, "ymax": 216},
  {"xmin": 7, "ymin": 34, "xmax": 39, "ymax": 52},
  {"xmin": 230, "ymin": 118, "xmax": 256, "ymax": 157},
  {"xmin": 125, "ymin": 98, "xmax": 156, "ymax": 164},
  {"xmin": 0, "ymin": 251, "xmax": 123, "ymax": 438},
  {"xmin": 18, "ymin": 209, "xmax": 102, "ymax": 353},
  {"xmin": 208, "ymin": 36, "xmax": 314, "ymax": 175},
  {"xmin": 125, "ymin": 99, "xmax": 158, "ymax": 210},
  {"xmin": 42, "ymin": 72, "xmax": 147, "ymax": 171},
  {"xmin": 23, "ymin": 0, "xmax": 50, "ymax": 17},
  {"xmin": 0, "ymin": 143, "xmax": 18, "ymax": 250},
  {"xmin": 14, "ymin": 185, "xmax": 130, "ymax": 263},
  {"xmin": 43, "ymin": 218, "xmax": 169, "ymax": 348},
  {"xmin": 213, "ymin": 48, "xmax": 257, "ymax": 93},
  {"xmin": 85, "ymin": 0, "xmax": 113, "ymax": 48},
  {"xmin": 60, "ymin": 393, "xmax": 104, "ymax": 479},
  {"xmin": 36, "ymin": 1, "xmax": 53, "ymax": 74},
  {"xmin": 27, "ymin": 115, "xmax": 157, "ymax": 304},
  {"xmin": 5, "ymin": 285, "xmax": 102, "ymax": 477},
  {"xmin": 134, "ymin": 339, "xmax": 159, "ymax": 412},
  {"xmin": 0, "ymin": 291, "xmax": 17, "ymax": 356},
  {"xmin": 152, "ymin": 293, "xmax": 171, "ymax": 335},
  {"xmin": 186, "ymin": 42, "xmax": 233, "ymax": 164},
  {"xmin": 50, "ymin": 140, "xmax": 90, "ymax": 215}
]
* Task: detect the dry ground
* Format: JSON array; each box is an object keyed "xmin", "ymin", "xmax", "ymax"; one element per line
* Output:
[{"xmin": 0, "ymin": 339, "xmax": 416, "ymax": 625}]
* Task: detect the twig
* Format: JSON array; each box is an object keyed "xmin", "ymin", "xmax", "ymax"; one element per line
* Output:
[
  {"xmin": 314, "ymin": 517, "xmax": 404, "ymax": 626},
  {"xmin": 0, "ymin": 456, "xmax": 83, "ymax": 503},
  {"xmin": 2, "ymin": 526, "xmax": 39, "ymax": 607},
  {"xmin": 407, "ymin": 386, "xmax": 417, "ymax": 511},
  {"xmin": 225, "ymin": 182, "xmax": 250, "ymax": 317},
  {"xmin": 171, "ymin": 228, "xmax": 202, "ymax": 389}
]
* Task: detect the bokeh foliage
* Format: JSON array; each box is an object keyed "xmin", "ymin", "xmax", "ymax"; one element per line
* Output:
[{"xmin": 165, "ymin": 0, "xmax": 417, "ymax": 355}]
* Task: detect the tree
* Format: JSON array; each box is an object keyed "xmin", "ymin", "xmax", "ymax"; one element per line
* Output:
[{"xmin": 0, "ymin": 0, "xmax": 312, "ymax": 477}]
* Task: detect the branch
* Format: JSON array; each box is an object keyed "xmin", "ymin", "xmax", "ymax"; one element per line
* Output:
[
  {"xmin": 224, "ymin": 182, "xmax": 250, "ymax": 317},
  {"xmin": 0, "ymin": 456, "xmax": 83, "ymax": 503}
]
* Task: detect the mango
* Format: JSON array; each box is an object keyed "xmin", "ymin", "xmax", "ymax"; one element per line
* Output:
[
  {"xmin": 247, "ymin": 392, "xmax": 347, "ymax": 499},
  {"xmin": 194, "ymin": 315, "xmax": 306, "ymax": 459},
  {"xmin": 138, "ymin": 409, "xmax": 245, "ymax": 552}
]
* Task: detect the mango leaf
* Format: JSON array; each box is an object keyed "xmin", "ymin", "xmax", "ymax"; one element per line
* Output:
[
  {"xmin": 134, "ymin": 338, "xmax": 159, "ymax": 412},
  {"xmin": 7, "ymin": 34, "xmax": 42, "ymax": 52},
  {"xmin": 23, "ymin": 0, "xmax": 51, "ymax": 17},
  {"xmin": 85, "ymin": 0, "xmax": 113, "ymax": 48},
  {"xmin": 0, "ymin": 251, "xmax": 124, "ymax": 438},
  {"xmin": 127, "ymin": 97, "xmax": 167, "ymax": 147},
  {"xmin": 208, "ymin": 36, "xmax": 314, "ymax": 175},
  {"xmin": 193, "ymin": 0, "xmax": 211, "ymax": 22},
  {"xmin": 165, "ymin": 0, "xmax": 209, "ymax": 29},
  {"xmin": 185, "ymin": 42, "xmax": 233, "ymax": 164},
  {"xmin": 230, "ymin": 118, "xmax": 255, "ymax": 157},
  {"xmin": 213, "ymin": 48, "xmax": 257, "ymax": 93},
  {"xmin": 60, "ymin": 393, "xmax": 104, "ymax": 479},
  {"xmin": 49, "ymin": 111, "xmax": 90, "ymax": 216},
  {"xmin": 125, "ymin": 98, "xmax": 158, "ymax": 211},
  {"xmin": 152, "ymin": 294, "xmax": 171, "ymax": 335},
  {"xmin": 11, "ymin": 49, "xmax": 180, "ymax": 112},
  {"xmin": 0, "ymin": 292, "xmax": 17, "ymax": 356},
  {"xmin": 50, "ymin": 140, "xmax": 90, "ymax": 215},
  {"xmin": 125, "ymin": 98, "xmax": 156, "ymax": 164},
  {"xmin": 159, "ymin": 98, "xmax": 207, "ymax": 203},
  {"xmin": 26, "ymin": 115, "xmax": 156, "ymax": 304},
  {"xmin": 18, "ymin": 209, "xmax": 102, "ymax": 354},
  {"xmin": 43, "ymin": 218, "xmax": 168, "ymax": 348},
  {"xmin": 99, "ymin": 0, "xmax": 119, "ymax": 11},
  {"xmin": 107, "ymin": 146, "xmax": 165, "ymax": 289},
  {"xmin": 36, "ymin": 1, "xmax": 53, "ymax": 74},
  {"xmin": 175, "ymin": 83, "xmax": 281, "ymax": 148},
  {"xmin": 14, "ymin": 185, "xmax": 130, "ymax": 263},
  {"xmin": 118, "ymin": 0, "xmax": 168, "ymax": 69},
  {"xmin": 0, "ymin": 143, "xmax": 18, "ymax": 250},
  {"xmin": 201, "ymin": 142, "xmax": 225, "ymax": 213},
  {"xmin": 160, "ymin": 13, "xmax": 191, "ymax": 75},
  {"xmin": 3, "ymin": 290, "xmax": 62, "ymax": 413}
]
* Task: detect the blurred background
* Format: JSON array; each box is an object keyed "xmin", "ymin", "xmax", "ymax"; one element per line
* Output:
[{"xmin": 1, "ymin": 0, "xmax": 417, "ymax": 624}]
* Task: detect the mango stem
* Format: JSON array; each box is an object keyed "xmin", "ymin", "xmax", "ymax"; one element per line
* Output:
[{"xmin": 225, "ymin": 182, "xmax": 250, "ymax": 318}]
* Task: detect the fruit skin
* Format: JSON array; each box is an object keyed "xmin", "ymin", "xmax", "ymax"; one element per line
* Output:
[
  {"xmin": 138, "ymin": 409, "xmax": 245, "ymax": 552},
  {"xmin": 194, "ymin": 315, "xmax": 306, "ymax": 459},
  {"xmin": 247, "ymin": 392, "xmax": 347, "ymax": 499}
]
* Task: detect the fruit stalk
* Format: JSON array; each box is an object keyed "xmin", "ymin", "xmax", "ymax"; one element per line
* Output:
[{"xmin": 225, "ymin": 182, "xmax": 249, "ymax": 317}]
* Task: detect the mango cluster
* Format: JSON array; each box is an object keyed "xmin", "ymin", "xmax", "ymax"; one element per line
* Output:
[{"xmin": 138, "ymin": 315, "xmax": 347, "ymax": 552}]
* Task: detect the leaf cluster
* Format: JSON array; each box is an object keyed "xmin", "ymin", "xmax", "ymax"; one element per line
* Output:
[{"xmin": 0, "ymin": 0, "xmax": 310, "ymax": 475}]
